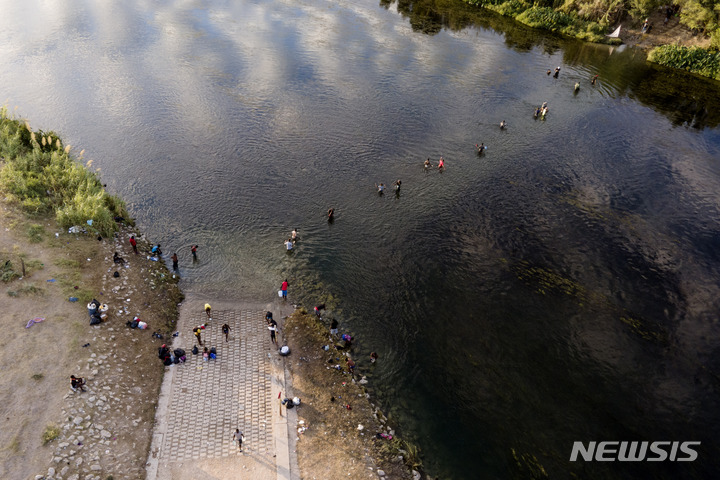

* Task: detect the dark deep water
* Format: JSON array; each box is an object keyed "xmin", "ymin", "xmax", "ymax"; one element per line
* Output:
[{"xmin": 2, "ymin": 0, "xmax": 720, "ymax": 477}]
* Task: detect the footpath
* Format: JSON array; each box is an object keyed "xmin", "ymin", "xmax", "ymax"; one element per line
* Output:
[{"xmin": 146, "ymin": 298, "xmax": 300, "ymax": 480}]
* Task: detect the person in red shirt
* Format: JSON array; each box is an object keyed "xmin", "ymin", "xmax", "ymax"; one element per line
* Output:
[
  {"xmin": 129, "ymin": 235, "xmax": 138, "ymax": 254},
  {"xmin": 281, "ymin": 280, "xmax": 288, "ymax": 300}
]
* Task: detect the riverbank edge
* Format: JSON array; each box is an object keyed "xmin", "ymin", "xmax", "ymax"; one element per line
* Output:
[
  {"xmin": 283, "ymin": 309, "xmax": 426, "ymax": 480},
  {"xmin": 1, "ymin": 112, "xmax": 184, "ymax": 479},
  {"xmin": 464, "ymin": 1, "xmax": 720, "ymax": 81}
]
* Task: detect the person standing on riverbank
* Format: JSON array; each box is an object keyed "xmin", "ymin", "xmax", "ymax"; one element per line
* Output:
[
  {"xmin": 129, "ymin": 235, "xmax": 138, "ymax": 254},
  {"xmin": 269, "ymin": 323, "xmax": 278, "ymax": 345},
  {"xmin": 194, "ymin": 326, "xmax": 204, "ymax": 346},
  {"xmin": 222, "ymin": 323, "xmax": 230, "ymax": 342},
  {"xmin": 281, "ymin": 280, "xmax": 288, "ymax": 300},
  {"xmin": 171, "ymin": 253, "xmax": 178, "ymax": 271},
  {"xmin": 205, "ymin": 303, "xmax": 212, "ymax": 320}
]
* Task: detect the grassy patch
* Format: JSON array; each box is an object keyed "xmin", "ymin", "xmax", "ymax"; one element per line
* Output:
[
  {"xmin": 6, "ymin": 436, "xmax": 20, "ymax": 453},
  {"xmin": 31, "ymin": 373, "xmax": 44, "ymax": 381},
  {"xmin": 42, "ymin": 424, "xmax": 60, "ymax": 444},
  {"xmin": 1, "ymin": 259, "xmax": 22, "ymax": 282},
  {"xmin": 27, "ymin": 223, "xmax": 45, "ymax": 243},
  {"xmin": 0, "ymin": 107, "xmax": 130, "ymax": 236},
  {"xmin": 16, "ymin": 283, "xmax": 44, "ymax": 296},
  {"xmin": 54, "ymin": 258, "xmax": 81, "ymax": 268}
]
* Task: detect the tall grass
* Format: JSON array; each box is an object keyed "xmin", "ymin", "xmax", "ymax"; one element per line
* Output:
[
  {"xmin": 648, "ymin": 45, "xmax": 720, "ymax": 80},
  {"xmin": 0, "ymin": 107, "xmax": 129, "ymax": 236}
]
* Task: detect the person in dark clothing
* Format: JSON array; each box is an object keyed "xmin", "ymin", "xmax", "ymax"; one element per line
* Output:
[
  {"xmin": 191, "ymin": 245, "xmax": 198, "ymax": 261},
  {"xmin": 553, "ymin": 66, "xmax": 560, "ymax": 78},
  {"xmin": 328, "ymin": 208, "xmax": 334, "ymax": 221},
  {"xmin": 171, "ymin": 253, "xmax": 178, "ymax": 271},
  {"xmin": 330, "ymin": 318, "xmax": 338, "ymax": 335},
  {"xmin": 222, "ymin": 323, "xmax": 230, "ymax": 342},
  {"xmin": 70, "ymin": 375, "xmax": 86, "ymax": 392}
]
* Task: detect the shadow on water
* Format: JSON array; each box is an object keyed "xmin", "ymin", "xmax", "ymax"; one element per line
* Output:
[{"xmin": 382, "ymin": 0, "xmax": 720, "ymax": 129}]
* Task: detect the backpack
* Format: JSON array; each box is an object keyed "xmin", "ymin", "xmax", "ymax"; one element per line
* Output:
[
  {"xmin": 130, "ymin": 319, "xmax": 139, "ymax": 329},
  {"xmin": 210, "ymin": 347, "xmax": 217, "ymax": 355},
  {"xmin": 174, "ymin": 348, "xmax": 185, "ymax": 357},
  {"xmin": 192, "ymin": 345, "xmax": 199, "ymax": 355},
  {"xmin": 89, "ymin": 315, "xmax": 102, "ymax": 325}
]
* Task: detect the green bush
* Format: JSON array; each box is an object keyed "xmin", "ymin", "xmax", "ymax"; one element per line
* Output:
[
  {"xmin": 648, "ymin": 44, "xmax": 720, "ymax": 80},
  {"xmin": 0, "ymin": 108, "xmax": 129, "ymax": 236}
]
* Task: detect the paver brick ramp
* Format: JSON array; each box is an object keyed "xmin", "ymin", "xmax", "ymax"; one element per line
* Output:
[{"xmin": 147, "ymin": 305, "xmax": 292, "ymax": 480}]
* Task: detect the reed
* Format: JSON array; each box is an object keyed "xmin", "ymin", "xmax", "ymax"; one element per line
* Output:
[{"xmin": 0, "ymin": 108, "xmax": 129, "ymax": 236}]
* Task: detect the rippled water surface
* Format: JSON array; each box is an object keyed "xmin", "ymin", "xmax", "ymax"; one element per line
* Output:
[{"xmin": 2, "ymin": 0, "xmax": 720, "ymax": 477}]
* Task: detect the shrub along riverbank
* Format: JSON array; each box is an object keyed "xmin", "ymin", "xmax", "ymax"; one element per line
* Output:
[
  {"xmin": 648, "ymin": 44, "xmax": 720, "ymax": 79},
  {"xmin": 463, "ymin": 0, "xmax": 720, "ymax": 80},
  {"xmin": 0, "ymin": 107, "xmax": 129, "ymax": 237}
]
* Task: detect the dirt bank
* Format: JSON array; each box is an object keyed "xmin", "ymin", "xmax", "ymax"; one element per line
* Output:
[
  {"xmin": 619, "ymin": 8, "xmax": 711, "ymax": 50},
  {"xmin": 0, "ymin": 204, "xmax": 182, "ymax": 480},
  {"xmin": 283, "ymin": 310, "xmax": 423, "ymax": 480}
]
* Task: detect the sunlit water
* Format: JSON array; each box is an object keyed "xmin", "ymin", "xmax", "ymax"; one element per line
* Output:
[{"xmin": 2, "ymin": 0, "xmax": 720, "ymax": 477}]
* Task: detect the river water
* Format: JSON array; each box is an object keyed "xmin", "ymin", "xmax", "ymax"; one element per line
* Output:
[{"xmin": 2, "ymin": 0, "xmax": 720, "ymax": 478}]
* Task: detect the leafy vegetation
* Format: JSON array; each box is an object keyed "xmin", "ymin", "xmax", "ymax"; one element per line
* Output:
[
  {"xmin": 42, "ymin": 424, "xmax": 60, "ymax": 444},
  {"xmin": 1, "ymin": 259, "xmax": 22, "ymax": 282},
  {"xmin": 0, "ymin": 107, "xmax": 130, "ymax": 237},
  {"xmin": 648, "ymin": 44, "xmax": 720, "ymax": 79}
]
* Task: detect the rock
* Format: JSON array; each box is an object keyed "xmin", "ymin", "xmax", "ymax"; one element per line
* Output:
[
  {"xmin": 75, "ymin": 457, "xmax": 83, "ymax": 466},
  {"xmin": 412, "ymin": 470, "xmax": 421, "ymax": 480},
  {"xmin": 377, "ymin": 470, "xmax": 386, "ymax": 477},
  {"xmin": 35, "ymin": 475, "xmax": 44, "ymax": 480},
  {"xmin": 73, "ymin": 417, "xmax": 83, "ymax": 426},
  {"xmin": 47, "ymin": 467, "xmax": 56, "ymax": 476},
  {"xmin": 100, "ymin": 430, "xmax": 111, "ymax": 438},
  {"xmin": 68, "ymin": 475, "xmax": 80, "ymax": 480},
  {"xmin": 61, "ymin": 466, "xmax": 69, "ymax": 476},
  {"xmin": 90, "ymin": 464, "xmax": 102, "ymax": 471}
]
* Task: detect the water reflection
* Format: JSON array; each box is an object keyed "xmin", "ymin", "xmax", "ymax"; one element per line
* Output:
[{"xmin": 384, "ymin": 0, "xmax": 720, "ymax": 128}]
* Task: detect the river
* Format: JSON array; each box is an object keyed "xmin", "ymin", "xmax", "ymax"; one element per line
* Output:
[{"xmin": 2, "ymin": 0, "xmax": 720, "ymax": 478}]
